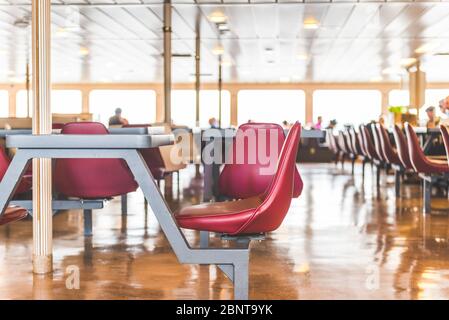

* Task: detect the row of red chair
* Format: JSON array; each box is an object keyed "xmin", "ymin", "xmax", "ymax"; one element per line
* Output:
[{"xmin": 328, "ymin": 122, "xmax": 449, "ymax": 214}]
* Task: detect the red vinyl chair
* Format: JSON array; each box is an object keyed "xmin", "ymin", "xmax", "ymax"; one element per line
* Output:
[
  {"xmin": 218, "ymin": 122, "xmax": 302, "ymax": 200},
  {"xmin": 0, "ymin": 147, "xmax": 32, "ymax": 196},
  {"xmin": 392, "ymin": 125, "xmax": 414, "ymax": 170},
  {"xmin": 326, "ymin": 129, "xmax": 342, "ymax": 166},
  {"xmin": 54, "ymin": 122, "xmax": 138, "ymax": 235},
  {"xmin": 405, "ymin": 123, "xmax": 449, "ymax": 214},
  {"xmin": 376, "ymin": 124, "xmax": 404, "ymax": 196},
  {"xmin": 343, "ymin": 128, "xmax": 358, "ymax": 174},
  {"xmin": 349, "ymin": 127, "xmax": 370, "ymax": 178},
  {"xmin": 176, "ymin": 121, "xmax": 301, "ymax": 235},
  {"xmin": 360, "ymin": 124, "xmax": 384, "ymax": 187},
  {"xmin": 0, "ymin": 207, "xmax": 28, "ymax": 226}
]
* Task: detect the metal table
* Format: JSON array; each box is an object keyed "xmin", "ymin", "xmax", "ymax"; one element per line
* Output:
[{"xmin": 0, "ymin": 134, "xmax": 250, "ymax": 300}]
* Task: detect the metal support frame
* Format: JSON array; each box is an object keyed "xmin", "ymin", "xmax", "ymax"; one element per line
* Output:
[
  {"xmin": 0, "ymin": 135, "xmax": 250, "ymax": 300},
  {"xmin": 163, "ymin": 0, "xmax": 172, "ymax": 124},
  {"xmin": 419, "ymin": 173, "xmax": 449, "ymax": 215},
  {"xmin": 83, "ymin": 209, "xmax": 93, "ymax": 236},
  {"xmin": 121, "ymin": 194, "xmax": 128, "ymax": 215},
  {"xmin": 10, "ymin": 199, "xmax": 104, "ymax": 214},
  {"xmin": 392, "ymin": 164, "xmax": 404, "ymax": 198}
]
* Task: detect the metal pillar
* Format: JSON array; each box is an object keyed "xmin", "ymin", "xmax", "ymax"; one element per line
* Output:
[
  {"xmin": 195, "ymin": 18, "xmax": 201, "ymax": 128},
  {"xmin": 31, "ymin": 0, "xmax": 53, "ymax": 274},
  {"xmin": 163, "ymin": 0, "xmax": 172, "ymax": 124},
  {"xmin": 218, "ymin": 56, "xmax": 223, "ymax": 128}
]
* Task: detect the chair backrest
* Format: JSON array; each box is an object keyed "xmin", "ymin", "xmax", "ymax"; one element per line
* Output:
[
  {"xmin": 236, "ymin": 122, "xmax": 301, "ymax": 234},
  {"xmin": 392, "ymin": 125, "xmax": 413, "ymax": 170},
  {"xmin": 377, "ymin": 124, "xmax": 400, "ymax": 165},
  {"xmin": 354, "ymin": 127, "xmax": 367, "ymax": 157},
  {"xmin": 326, "ymin": 129, "xmax": 339, "ymax": 155},
  {"xmin": 439, "ymin": 125, "xmax": 449, "ymax": 164},
  {"xmin": 349, "ymin": 127, "xmax": 363, "ymax": 156},
  {"xmin": 218, "ymin": 122, "xmax": 303, "ymax": 199},
  {"xmin": 360, "ymin": 124, "xmax": 377, "ymax": 160},
  {"xmin": 1, "ymin": 147, "xmax": 31, "ymax": 195},
  {"xmin": 342, "ymin": 130, "xmax": 353, "ymax": 154},
  {"xmin": 370, "ymin": 124, "xmax": 385, "ymax": 161},
  {"xmin": 0, "ymin": 147, "xmax": 11, "ymax": 182},
  {"xmin": 404, "ymin": 122, "xmax": 436, "ymax": 174},
  {"xmin": 54, "ymin": 122, "xmax": 138, "ymax": 199}
]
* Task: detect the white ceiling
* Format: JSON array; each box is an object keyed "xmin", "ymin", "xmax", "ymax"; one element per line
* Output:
[{"xmin": 1, "ymin": 0, "xmax": 449, "ymax": 83}]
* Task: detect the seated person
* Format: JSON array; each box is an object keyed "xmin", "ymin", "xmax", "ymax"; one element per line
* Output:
[
  {"xmin": 109, "ymin": 108, "xmax": 129, "ymax": 127},
  {"xmin": 425, "ymin": 106, "xmax": 440, "ymax": 129}
]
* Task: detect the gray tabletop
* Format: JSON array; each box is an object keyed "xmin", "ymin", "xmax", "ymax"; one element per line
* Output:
[{"xmin": 6, "ymin": 134, "xmax": 174, "ymax": 149}]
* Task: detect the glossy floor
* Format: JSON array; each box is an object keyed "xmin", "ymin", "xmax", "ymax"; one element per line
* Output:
[{"xmin": 1, "ymin": 163, "xmax": 449, "ymax": 300}]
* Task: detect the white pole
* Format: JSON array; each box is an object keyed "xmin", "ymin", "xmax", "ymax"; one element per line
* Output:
[{"xmin": 31, "ymin": 0, "xmax": 53, "ymax": 274}]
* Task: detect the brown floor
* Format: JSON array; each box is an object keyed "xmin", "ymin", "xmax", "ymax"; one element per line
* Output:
[{"xmin": 1, "ymin": 163, "xmax": 449, "ymax": 300}]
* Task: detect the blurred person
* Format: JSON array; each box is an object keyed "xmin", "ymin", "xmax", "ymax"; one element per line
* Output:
[
  {"xmin": 109, "ymin": 108, "xmax": 129, "ymax": 126},
  {"xmin": 208, "ymin": 117, "xmax": 219, "ymax": 129},
  {"xmin": 282, "ymin": 120, "xmax": 292, "ymax": 129},
  {"xmin": 313, "ymin": 116, "xmax": 323, "ymax": 130},
  {"xmin": 326, "ymin": 119, "xmax": 337, "ymax": 130},
  {"xmin": 425, "ymin": 106, "xmax": 440, "ymax": 129}
]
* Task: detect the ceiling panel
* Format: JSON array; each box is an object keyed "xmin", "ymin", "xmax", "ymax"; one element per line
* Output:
[{"xmin": 0, "ymin": 1, "xmax": 449, "ymax": 84}]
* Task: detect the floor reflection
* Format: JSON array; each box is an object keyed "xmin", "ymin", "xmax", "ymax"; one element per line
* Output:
[{"xmin": 1, "ymin": 163, "xmax": 449, "ymax": 299}]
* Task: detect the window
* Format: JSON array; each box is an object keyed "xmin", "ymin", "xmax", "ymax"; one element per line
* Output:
[
  {"xmin": 389, "ymin": 89, "xmax": 409, "ymax": 107},
  {"xmin": 237, "ymin": 90, "xmax": 305, "ymax": 126},
  {"xmin": 0, "ymin": 91, "xmax": 8, "ymax": 117},
  {"xmin": 16, "ymin": 90, "xmax": 82, "ymax": 117},
  {"xmin": 424, "ymin": 89, "xmax": 449, "ymax": 118},
  {"xmin": 313, "ymin": 90, "xmax": 382, "ymax": 128},
  {"xmin": 172, "ymin": 90, "xmax": 231, "ymax": 128},
  {"xmin": 89, "ymin": 90, "xmax": 156, "ymax": 125}
]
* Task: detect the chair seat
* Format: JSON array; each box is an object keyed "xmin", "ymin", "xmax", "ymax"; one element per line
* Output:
[
  {"xmin": 0, "ymin": 207, "xmax": 28, "ymax": 226},
  {"xmin": 176, "ymin": 196, "xmax": 263, "ymax": 235},
  {"xmin": 427, "ymin": 158, "xmax": 449, "ymax": 168}
]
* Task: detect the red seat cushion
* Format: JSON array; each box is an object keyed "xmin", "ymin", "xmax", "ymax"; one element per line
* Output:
[
  {"xmin": 176, "ymin": 196, "xmax": 263, "ymax": 234},
  {"xmin": 176, "ymin": 122, "xmax": 302, "ymax": 235},
  {"xmin": 54, "ymin": 122, "xmax": 138, "ymax": 199},
  {"xmin": 405, "ymin": 123, "xmax": 449, "ymax": 174},
  {"xmin": 0, "ymin": 147, "xmax": 32, "ymax": 195},
  {"xmin": 0, "ymin": 207, "xmax": 28, "ymax": 226},
  {"xmin": 218, "ymin": 122, "xmax": 303, "ymax": 199}
]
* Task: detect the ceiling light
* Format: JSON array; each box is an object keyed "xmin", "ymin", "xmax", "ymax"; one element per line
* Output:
[
  {"xmin": 79, "ymin": 47, "xmax": 89, "ymax": 56},
  {"xmin": 297, "ymin": 53, "xmax": 309, "ymax": 60},
  {"xmin": 400, "ymin": 57, "xmax": 417, "ymax": 67},
  {"xmin": 56, "ymin": 27, "xmax": 67, "ymax": 35},
  {"xmin": 217, "ymin": 23, "xmax": 229, "ymax": 31},
  {"xmin": 212, "ymin": 44, "xmax": 225, "ymax": 56},
  {"xmin": 208, "ymin": 11, "xmax": 227, "ymax": 24},
  {"xmin": 303, "ymin": 18, "xmax": 320, "ymax": 30},
  {"xmin": 221, "ymin": 59, "xmax": 233, "ymax": 67},
  {"xmin": 415, "ymin": 42, "xmax": 440, "ymax": 54},
  {"xmin": 382, "ymin": 67, "xmax": 401, "ymax": 75},
  {"xmin": 370, "ymin": 76, "xmax": 383, "ymax": 82},
  {"xmin": 13, "ymin": 18, "xmax": 30, "ymax": 29}
]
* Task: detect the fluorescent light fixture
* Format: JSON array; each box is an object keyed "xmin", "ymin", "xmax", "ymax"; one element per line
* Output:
[
  {"xmin": 212, "ymin": 44, "xmax": 225, "ymax": 56},
  {"xmin": 415, "ymin": 42, "xmax": 440, "ymax": 54},
  {"xmin": 79, "ymin": 47, "xmax": 89, "ymax": 56},
  {"xmin": 221, "ymin": 59, "xmax": 233, "ymax": 67},
  {"xmin": 370, "ymin": 76, "xmax": 383, "ymax": 82},
  {"xmin": 303, "ymin": 18, "xmax": 319, "ymax": 30},
  {"xmin": 218, "ymin": 23, "xmax": 229, "ymax": 31},
  {"xmin": 400, "ymin": 57, "xmax": 417, "ymax": 67},
  {"xmin": 297, "ymin": 53, "xmax": 309, "ymax": 60},
  {"xmin": 382, "ymin": 67, "xmax": 401, "ymax": 75},
  {"xmin": 208, "ymin": 11, "xmax": 227, "ymax": 24}
]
